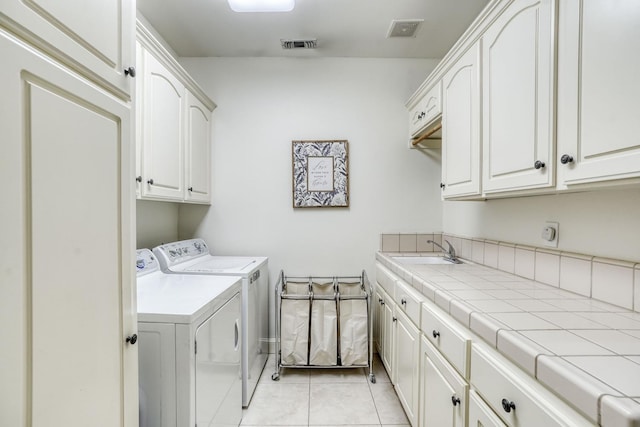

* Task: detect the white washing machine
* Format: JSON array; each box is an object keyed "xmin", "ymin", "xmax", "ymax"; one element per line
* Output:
[
  {"xmin": 136, "ymin": 249, "xmax": 242, "ymax": 427},
  {"xmin": 152, "ymin": 238, "xmax": 269, "ymax": 407}
]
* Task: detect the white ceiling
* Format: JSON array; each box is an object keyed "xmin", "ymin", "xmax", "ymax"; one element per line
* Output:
[{"xmin": 136, "ymin": 0, "xmax": 490, "ymax": 58}]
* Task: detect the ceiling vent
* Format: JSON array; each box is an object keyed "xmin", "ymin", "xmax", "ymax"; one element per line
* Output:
[
  {"xmin": 281, "ymin": 39, "xmax": 317, "ymax": 49},
  {"xmin": 387, "ymin": 19, "xmax": 424, "ymax": 38}
]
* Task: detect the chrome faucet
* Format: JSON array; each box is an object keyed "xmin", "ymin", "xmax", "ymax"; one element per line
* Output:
[{"xmin": 427, "ymin": 239, "xmax": 462, "ymax": 264}]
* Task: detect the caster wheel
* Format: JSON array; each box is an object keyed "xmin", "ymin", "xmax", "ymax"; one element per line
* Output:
[
  {"xmin": 271, "ymin": 373, "xmax": 280, "ymax": 381},
  {"xmin": 369, "ymin": 374, "xmax": 376, "ymax": 384}
]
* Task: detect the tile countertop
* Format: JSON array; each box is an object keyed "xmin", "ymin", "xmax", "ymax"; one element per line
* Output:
[{"xmin": 376, "ymin": 252, "xmax": 640, "ymax": 427}]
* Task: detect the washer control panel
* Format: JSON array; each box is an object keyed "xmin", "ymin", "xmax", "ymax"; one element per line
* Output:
[{"xmin": 136, "ymin": 249, "xmax": 159, "ymax": 276}]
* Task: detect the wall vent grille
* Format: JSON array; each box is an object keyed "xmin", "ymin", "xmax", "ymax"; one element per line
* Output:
[{"xmin": 281, "ymin": 39, "xmax": 317, "ymax": 49}]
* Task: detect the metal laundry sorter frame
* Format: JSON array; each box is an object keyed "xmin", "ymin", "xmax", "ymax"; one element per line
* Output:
[{"xmin": 271, "ymin": 270, "xmax": 375, "ymax": 383}]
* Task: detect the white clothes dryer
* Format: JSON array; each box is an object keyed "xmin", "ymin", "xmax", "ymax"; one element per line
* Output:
[
  {"xmin": 152, "ymin": 238, "xmax": 269, "ymax": 407},
  {"xmin": 136, "ymin": 249, "xmax": 242, "ymax": 427}
]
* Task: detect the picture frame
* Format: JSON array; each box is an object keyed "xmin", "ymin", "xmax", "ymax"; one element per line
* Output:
[{"xmin": 292, "ymin": 140, "xmax": 349, "ymax": 208}]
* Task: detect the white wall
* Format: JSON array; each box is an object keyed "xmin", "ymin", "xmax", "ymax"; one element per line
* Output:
[
  {"xmin": 443, "ymin": 188, "xmax": 640, "ymax": 262},
  {"xmin": 175, "ymin": 57, "xmax": 442, "ymax": 324},
  {"xmin": 136, "ymin": 200, "xmax": 179, "ymax": 249}
]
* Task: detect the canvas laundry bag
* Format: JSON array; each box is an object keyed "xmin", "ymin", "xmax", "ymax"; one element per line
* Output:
[
  {"xmin": 338, "ymin": 282, "xmax": 368, "ymax": 366},
  {"xmin": 280, "ymin": 281, "xmax": 310, "ymax": 365},
  {"xmin": 309, "ymin": 281, "xmax": 337, "ymax": 365}
]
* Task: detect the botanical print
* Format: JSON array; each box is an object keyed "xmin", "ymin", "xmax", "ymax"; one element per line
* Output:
[{"xmin": 293, "ymin": 140, "xmax": 349, "ymax": 208}]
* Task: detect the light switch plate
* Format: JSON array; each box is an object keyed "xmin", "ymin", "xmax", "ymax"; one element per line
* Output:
[{"xmin": 542, "ymin": 221, "xmax": 559, "ymax": 247}]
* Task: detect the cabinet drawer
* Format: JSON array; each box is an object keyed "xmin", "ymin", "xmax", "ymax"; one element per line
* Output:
[
  {"xmin": 421, "ymin": 299, "xmax": 471, "ymax": 379},
  {"xmin": 468, "ymin": 390, "xmax": 507, "ymax": 427},
  {"xmin": 471, "ymin": 344, "xmax": 584, "ymax": 427},
  {"xmin": 410, "ymin": 81, "xmax": 442, "ymax": 137},
  {"xmin": 375, "ymin": 263, "xmax": 397, "ymax": 296},
  {"xmin": 394, "ymin": 279, "xmax": 424, "ymax": 326}
]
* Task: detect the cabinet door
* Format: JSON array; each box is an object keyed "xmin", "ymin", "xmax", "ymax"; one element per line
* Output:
[
  {"xmin": 185, "ymin": 91, "xmax": 212, "ymax": 204},
  {"xmin": 468, "ymin": 390, "xmax": 507, "ymax": 427},
  {"xmin": 420, "ymin": 336, "xmax": 467, "ymax": 427},
  {"xmin": 441, "ymin": 42, "xmax": 481, "ymax": 198},
  {"xmin": 141, "ymin": 48, "xmax": 185, "ymax": 201},
  {"xmin": 1, "ymin": 0, "xmax": 134, "ymax": 98},
  {"xmin": 381, "ymin": 294, "xmax": 395, "ymax": 380},
  {"xmin": 557, "ymin": 0, "xmax": 640, "ymax": 186},
  {"xmin": 410, "ymin": 81, "xmax": 442, "ymax": 138},
  {"xmin": 135, "ymin": 40, "xmax": 144, "ymax": 198},
  {"xmin": 195, "ymin": 293, "xmax": 242, "ymax": 427},
  {"xmin": 394, "ymin": 310, "xmax": 420, "ymax": 426},
  {"xmin": 482, "ymin": 0, "xmax": 555, "ymax": 194},
  {"xmin": 374, "ymin": 288, "xmax": 384, "ymax": 354},
  {"xmin": 0, "ymin": 33, "xmax": 136, "ymax": 427}
]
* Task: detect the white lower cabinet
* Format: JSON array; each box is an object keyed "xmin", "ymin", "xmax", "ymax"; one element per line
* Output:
[
  {"xmin": 471, "ymin": 343, "xmax": 592, "ymax": 427},
  {"xmin": 420, "ymin": 336, "xmax": 468, "ymax": 427},
  {"xmin": 0, "ymin": 30, "xmax": 136, "ymax": 427},
  {"xmin": 375, "ymin": 261, "xmax": 594, "ymax": 427},
  {"xmin": 394, "ymin": 309, "xmax": 421, "ymax": 427},
  {"xmin": 468, "ymin": 390, "xmax": 507, "ymax": 427},
  {"xmin": 380, "ymin": 287, "xmax": 395, "ymax": 381}
]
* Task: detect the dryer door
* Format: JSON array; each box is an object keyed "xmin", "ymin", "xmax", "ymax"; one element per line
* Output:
[{"xmin": 195, "ymin": 292, "xmax": 241, "ymax": 427}]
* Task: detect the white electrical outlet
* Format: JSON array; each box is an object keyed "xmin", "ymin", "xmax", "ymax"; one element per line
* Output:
[{"xmin": 541, "ymin": 221, "xmax": 559, "ymax": 247}]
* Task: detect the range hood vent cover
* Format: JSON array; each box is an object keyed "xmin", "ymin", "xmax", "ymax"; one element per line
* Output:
[
  {"xmin": 387, "ymin": 19, "xmax": 424, "ymax": 38},
  {"xmin": 281, "ymin": 39, "xmax": 317, "ymax": 49}
]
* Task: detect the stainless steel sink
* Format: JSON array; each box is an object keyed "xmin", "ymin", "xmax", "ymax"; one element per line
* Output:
[{"xmin": 391, "ymin": 256, "xmax": 464, "ymax": 265}]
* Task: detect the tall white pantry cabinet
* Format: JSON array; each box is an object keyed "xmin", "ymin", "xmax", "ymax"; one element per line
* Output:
[{"xmin": 0, "ymin": 2, "xmax": 138, "ymax": 427}]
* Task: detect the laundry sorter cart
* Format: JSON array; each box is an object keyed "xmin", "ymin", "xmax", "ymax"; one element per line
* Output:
[{"xmin": 271, "ymin": 270, "xmax": 375, "ymax": 383}]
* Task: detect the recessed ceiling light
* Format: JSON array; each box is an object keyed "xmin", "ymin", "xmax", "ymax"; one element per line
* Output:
[{"xmin": 227, "ymin": 0, "xmax": 295, "ymax": 12}]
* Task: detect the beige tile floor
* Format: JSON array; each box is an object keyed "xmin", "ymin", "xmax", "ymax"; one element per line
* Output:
[{"xmin": 241, "ymin": 354, "xmax": 409, "ymax": 427}]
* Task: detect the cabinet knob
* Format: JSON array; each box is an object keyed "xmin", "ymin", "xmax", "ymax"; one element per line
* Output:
[
  {"xmin": 501, "ymin": 398, "xmax": 516, "ymax": 413},
  {"xmin": 392, "ymin": 317, "xmax": 397, "ymax": 323},
  {"xmin": 560, "ymin": 154, "xmax": 574, "ymax": 165},
  {"xmin": 401, "ymin": 298, "xmax": 407, "ymax": 306},
  {"xmin": 147, "ymin": 178, "xmax": 154, "ymax": 185},
  {"xmin": 440, "ymin": 183, "xmax": 445, "ymax": 189},
  {"xmin": 432, "ymin": 330, "xmax": 440, "ymax": 339},
  {"xmin": 124, "ymin": 66, "xmax": 136, "ymax": 78},
  {"xmin": 135, "ymin": 176, "xmax": 142, "ymax": 183},
  {"xmin": 534, "ymin": 160, "xmax": 545, "ymax": 169},
  {"xmin": 188, "ymin": 186, "xmax": 193, "ymax": 192},
  {"xmin": 126, "ymin": 334, "xmax": 138, "ymax": 345},
  {"xmin": 378, "ymin": 298, "xmax": 383, "ymax": 304},
  {"xmin": 451, "ymin": 396, "xmax": 461, "ymax": 407}
]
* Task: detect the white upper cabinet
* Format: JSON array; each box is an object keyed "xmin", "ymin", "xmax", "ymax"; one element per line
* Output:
[
  {"xmin": 441, "ymin": 42, "xmax": 482, "ymax": 199},
  {"xmin": 409, "ymin": 81, "xmax": 442, "ymax": 138},
  {"xmin": 557, "ymin": 0, "xmax": 640, "ymax": 187},
  {"xmin": 136, "ymin": 21, "xmax": 215, "ymax": 204},
  {"xmin": 185, "ymin": 92, "xmax": 212, "ymax": 204},
  {"xmin": 140, "ymin": 48, "xmax": 186, "ymax": 201},
  {"xmin": 1, "ymin": 0, "xmax": 135, "ymax": 99},
  {"xmin": 481, "ymin": 0, "xmax": 556, "ymax": 194}
]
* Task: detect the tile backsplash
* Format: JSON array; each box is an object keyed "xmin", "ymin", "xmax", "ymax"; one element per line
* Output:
[{"xmin": 380, "ymin": 232, "xmax": 640, "ymax": 313}]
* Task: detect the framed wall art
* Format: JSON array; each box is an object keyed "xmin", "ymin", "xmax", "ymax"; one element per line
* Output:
[{"xmin": 292, "ymin": 140, "xmax": 349, "ymax": 208}]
